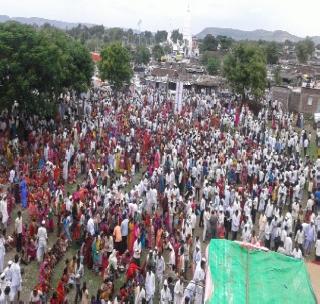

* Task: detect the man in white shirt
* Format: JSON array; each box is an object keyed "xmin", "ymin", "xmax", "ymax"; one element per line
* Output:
[
  {"xmin": 193, "ymin": 259, "xmax": 206, "ymax": 304},
  {"xmin": 10, "ymin": 255, "xmax": 21, "ymax": 303},
  {"xmin": 145, "ymin": 268, "xmax": 155, "ymax": 304},
  {"xmin": 15, "ymin": 211, "xmax": 22, "ymax": 252},
  {"xmin": 0, "ymin": 195, "xmax": 8, "ymax": 228},
  {"xmin": 284, "ymin": 233, "xmax": 293, "ymax": 255},
  {"xmin": 37, "ymin": 220, "xmax": 48, "ymax": 263},
  {"xmin": 65, "ymin": 195, "xmax": 73, "ymax": 213},
  {"xmin": 191, "ymin": 210, "xmax": 197, "ymax": 234},
  {"xmin": 133, "ymin": 237, "xmax": 142, "ymax": 265},
  {"xmin": 87, "ymin": 217, "xmax": 95, "ymax": 236},
  {"xmin": 136, "ymin": 151, "xmax": 140, "ymax": 173},
  {"xmin": 174, "ymin": 276, "xmax": 184, "ymax": 304},
  {"xmin": 156, "ymin": 252, "xmax": 165, "ymax": 290},
  {"xmin": 168, "ymin": 246, "xmax": 176, "ymax": 272},
  {"xmin": 134, "ymin": 284, "xmax": 146, "ymax": 304},
  {"xmin": 9, "ymin": 169, "xmax": 15, "ymax": 184},
  {"xmin": 231, "ymin": 210, "xmax": 240, "ymax": 241},
  {"xmin": 265, "ymin": 201, "xmax": 274, "ymax": 220},
  {"xmin": 199, "ymin": 195, "xmax": 206, "ymax": 228},
  {"xmin": 292, "ymin": 244, "xmax": 303, "ymax": 259},
  {"xmin": 203, "ymin": 208, "xmax": 211, "ymax": 242},
  {"xmin": 277, "ymin": 241, "xmax": 286, "ymax": 254},
  {"xmin": 160, "ymin": 280, "xmax": 172, "ymax": 304},
  {"xmin": 29, "ymin": 289, "xmax": 42, "ymax": 303}
]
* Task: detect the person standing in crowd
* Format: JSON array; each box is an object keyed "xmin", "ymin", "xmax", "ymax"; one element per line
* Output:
[
  {"xmin": 113, "ymin": 220, "xmax": 122, "ymax": 253},
  {"xmin": 10, "ymin": 254, "xmax": 22, "ymax": 303},
  {"xmin": 15, "ymin": 211, "xmax": 22, "ymax": 253},
  {"xmin": 121, "ymin": 215, "xmax": 129, "ymax": 253},
  {"xmin": 231, "ymin": 210, "xmax": 240, "ymax": 241},
  {"xmin": 174, "ymin": 276, "xmax": 184, "ymax": 304},
  {"xmin": 36, "ymin": 220, "xmax": 48, "ymax": 263},
  {"xmin": 193, "ymin": 259, "xmax": 206, "ymax": 304},
  {"xmin": 156, "ymin": 251, "xmax": 165, "ymax": 291},
  {"xmin": 160, "ymin": 280, "xmax": 172, "ymax": 304},
  {"xmin": 145, "ymin": 267, "xmax": 155, "ymax": 304},
  {"xmin": 133, "ymin": 234, "xmax": 142, "ymax": 266},
  {"xmin": 0, "ymin": 231, "xmax": 5, "ymax": 273}
]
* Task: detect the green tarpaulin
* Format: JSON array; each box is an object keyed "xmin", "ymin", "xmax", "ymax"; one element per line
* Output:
[{"xmin": 206, "ymin": 239, "xmax": 317, "ymax": 304}]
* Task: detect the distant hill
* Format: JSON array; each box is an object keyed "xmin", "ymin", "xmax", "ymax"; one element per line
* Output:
[
  {"xmin": 0, "ymin": 15, "xmax": 94, "ymax": 29},
  {"xmin": 197, "ymin": 27, "xmax": 320, "ymax": 44}
]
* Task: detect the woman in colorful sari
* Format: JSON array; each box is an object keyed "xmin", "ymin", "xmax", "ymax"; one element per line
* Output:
[
  {"xmin": 119, "ymin": 151, "xmax": 126, "ymax": 173},
  {"xmin": 133, "ymin": 220, "xmax": 140, "ymax": 247},
  {"xmin": 56, "ymin": 278, "xmax": 65, "ymax": 304},
  {"xmin": 140, "ymin": 224, "xmax": 146, "ymax": 249},
  {"xmin": 26, "ymin": 233, "xmax": 36, "ymax": 259},
  {"xmin": 28, "ymin": 218, "xmax": 38, "ymax": 239},
  {"xmin": 156, "ymin": 226, "xmax": 164, "ymax": 253},
  {"xmin": 127, "ymin": 218, "xmax": 135, "ymax": 254},
  {"xmin": 115, "ymin": 150, "xmax": 121, "ymax": 173},
  {"xmin": 47, "ymin": 207, "xmax": 54, "ymax": 233},
  {"xmin": 153, "ymin": 149, "xmax": 161, "ymax": 170},
  {"xmin": 19, "ymin": 175, "xmax": 28, "ymax": 208},
  {"xmin": 92, "ymin": 236, "xmax": 102, "ymax": 273}
]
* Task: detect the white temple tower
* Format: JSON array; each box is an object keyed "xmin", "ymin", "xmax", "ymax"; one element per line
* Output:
[{"xmin": 183, "ymin": 0, "xmax": 193, "ymax": 57}]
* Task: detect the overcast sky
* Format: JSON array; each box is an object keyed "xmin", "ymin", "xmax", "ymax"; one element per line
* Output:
[{"xmin": 1, "ymin": 0, "xmax": 320, "ymax": 37}]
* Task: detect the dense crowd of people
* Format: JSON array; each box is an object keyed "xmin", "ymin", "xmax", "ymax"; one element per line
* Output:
[{"xmin": 0, "ymin": 84, "xmax": 319, "ymax": 303}]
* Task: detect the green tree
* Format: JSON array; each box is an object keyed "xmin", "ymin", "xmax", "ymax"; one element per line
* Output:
[
  {"xmin": 134, "ymin": 46, "xmax": 151, "ymax": 65},
  {"xmin": 0, "ymin": 22, "xmax": 93, "ymax": 114},
  {"xmin": 200, "ymin": 34, "xmax": 218, "ymax": 52},
  {"xmin": 274, "ymin": 66, "xmax": 282, "ymax": 85},
  {"xmin": 223, "ymin": 44, "xmax": 267, "ymax": 100},
  {"xmin": 42, "ymin": 27, "xmax": 94, "ymax": 94},
  {"xmin": 305, "ymin": 37, "xmax": 315, "ymax": 54},
  {"xmin": 98, "ymin": 43, "xmax": 133, "ymax": 89},
  {"xmin": 284, "ymin": 39, "xmax": 294, "ymax": 47},
  {"xmin": 143, "ymin": 31, "xmax": 153, "ymax": 45},
  {"xmin": 155, "ymin": 30, "xmax": 168, "ymax": 43},
  {"xmin": 296, "ymin": 38, "xmax": 315, "ymax": 63},
  {"xmin": 201, "ymin": 51, "xmax": 219, "ymax": 65},
  {"xmin": 207, "ymin": 57, "xmax": 220, "ymax": 75},
  {"xmin": 171, "ymin": 29, "xmax": 183, "ymax": 43},
  {"xmin": 163, "ymin": 43, "xmax": 172, "ymax": 55},
  {"xmin": 152, "ymin": 44, "xmax": 164, "ymax": 61},
  {"xmin": 126, "ymin": 29, "xmax": 134, "ymax": 44},
  {"xmin": 217, "ymin": 35, "xmax": 233, "ymax": 51},
  {"xmin": 264, "ymin": 42, "xmax": 280, "ymax": 64}
]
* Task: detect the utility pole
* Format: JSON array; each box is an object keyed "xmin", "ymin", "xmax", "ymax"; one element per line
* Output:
[{"xmin": 137, "ymin": 19, "xmax": 142, "ymax": 46}]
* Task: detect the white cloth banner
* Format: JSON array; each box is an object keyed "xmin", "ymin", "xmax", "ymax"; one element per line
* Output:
[{"xmin": 175, "ymin": 81, "xmax": 183, "ymax": 114}]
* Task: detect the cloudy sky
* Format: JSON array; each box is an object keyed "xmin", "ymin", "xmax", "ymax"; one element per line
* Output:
[{"xmin": 1, "ymin": 0, "xmax": 320, "ymax": 37}]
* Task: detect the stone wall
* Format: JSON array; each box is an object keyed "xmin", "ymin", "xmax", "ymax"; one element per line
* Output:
[
  {"xmin": 300, "ymin": 87, "xmax": 320, "ymax": 114},
  {"xmin": 272, "ymin": 86, "xmax": 290, "ymax": 111}
]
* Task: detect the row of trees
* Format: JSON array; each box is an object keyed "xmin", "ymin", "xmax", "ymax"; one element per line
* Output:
[
  {"xmin": 295, "ymin": 38, "xmax": 315, "ymax": 63},
  {"xmin": 99, "ymin": 43, "xmax": 175, "ymax": 89},
  {"xmin": 223, "ymin": 44, "xmax": 267, "ymax": 100},
  {"xmin": 0, "ymin": 22, "xmax": 178, "ymax": 110},
  {"xmin": 200, "ymin": 33, "xmax": 318, "ymax": 66},
  {"xmin": 0, "ymin": 22, "xmax": 94, "ymax": 115},
  {"xmin": 200, "ymin": 34, "xmax": 234, "ymax": 52},
  {"xmin": 67, "ymin": 25, "xmax": 177, "ymax": 51}
]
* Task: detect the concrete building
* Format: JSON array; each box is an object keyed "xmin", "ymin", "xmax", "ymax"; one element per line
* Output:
[{"xmin": 272, "ymin": 85, "xmax": 320, "ymax": 114}]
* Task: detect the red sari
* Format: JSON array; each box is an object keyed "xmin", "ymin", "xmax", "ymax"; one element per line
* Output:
[
  {"xmin": 156, "ymin": 228, "xmax": 163, "ymax": 252},
  {"xmin": 56, "ymin": 280, "xmax": 64, "ymax": 304},
  {"xmin": 128, "ymin": 222, "xmax": 135, "ymax": 253}
]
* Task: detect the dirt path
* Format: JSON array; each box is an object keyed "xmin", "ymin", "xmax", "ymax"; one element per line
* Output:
[{"xmin": 307, "ymin": 262, "xmax": 320, "ymax": 302}]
